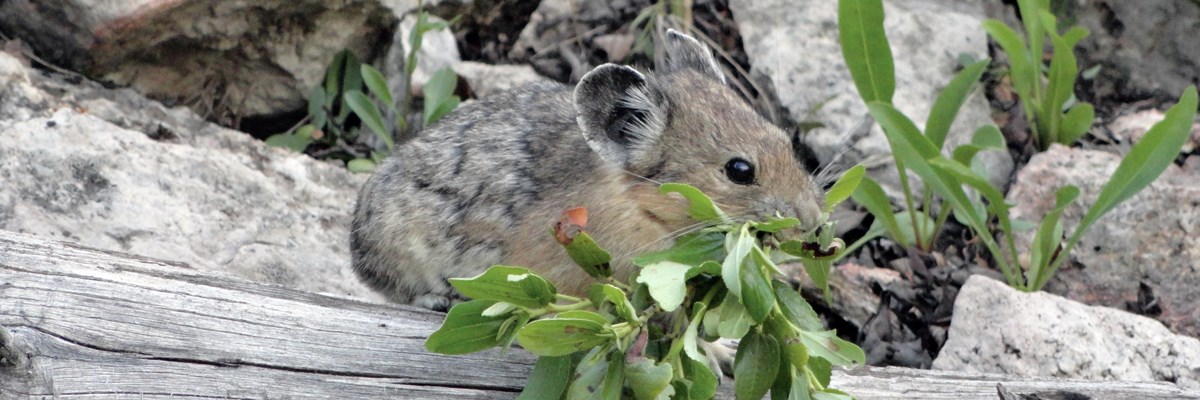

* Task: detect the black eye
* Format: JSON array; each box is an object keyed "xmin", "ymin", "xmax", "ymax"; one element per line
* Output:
[{"xmin": 724, "ymin": 158, "xmax": 756, "ymax": 185}]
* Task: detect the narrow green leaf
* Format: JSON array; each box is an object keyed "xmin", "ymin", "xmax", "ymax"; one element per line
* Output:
[
  {"xmin": 972, "ymin": 124, "xmax": 1006, "ymax": 149},
  {"xmin": 740, "ymin": 248, "xmax": 778, "ymax": 323},
  {"xmin": 626, "ymin": 357, "xmax": 675, "ymax": 400},
  {"xmin": 516, "ymin": 356, "xmax": 572, "ymax": 400},
  {"xmin": 344, "ymin": 90, "xmax": 394, "ymax": 149},
  {"xmin": 838, "ymin": 0, "xmax": 895, "ymax": 104},
  {"xmin": 1042, "ymin": 30, "xmax": 1080, "ymax": 145},
  {"xmin": 925, "ymin": 59, "xmax": 990, "ymax": 149},
  {"xmin": 340, "ymin": 50, "xmax": 363, "ymax": 94},
  {"xmin": 448, "ymin": 266, "xmax": 557, "ymax": 309},
  {"xmin": 1028, "ymin": 185, "xmax": 1078, "ymax": 284},
  {"xmin": 661, "ymin": 183, "xmax": 726, "ymax": 222},
  {"xmin": 721, "ymin": 226, "xmax": 754, "ymax": 298},
  {"xmin": 982, "ymin": 20, "xmax": 1036, "ymax": 101},
  {"xmin": 556, "ymin": 310, "xmax": 610, "ymax": 326},
  {"xmin": 517, "ymin": 318, "xmax": 608, "ymax": 357},
  {"xmin": 636, "ymin": 261, "xmax": 693, "ymax": 312},
  {"xmin": 682, "ymin": 301, "xmax": 710, "ymax": 364},
  {"xmin": 324, "ymin": 50, "xmax": 349, "ymax": 98},
  {"xmin": 750, "ymin": 217, "xmax": 802, "ymax": 233},
  {"xmin": 823, "ymin": 164, "xmax": 866, "ymax": 212},
  {"xmin": 567, "ymin": 348, "xmax": 622, "ymax": 400},
  {"xmin": 1062, "ymin": 26, "xmax": 1089, "ymax": 48},
  {"xmin": 1059, "ymin": 102, "xmax": 1095, "ymax": 144},
  {"xmin": 734, "ymin": 330, "xmax": 779, "ymax": 400},
  {"xmin": 360, "ymin": 64, "xmax": 394, "ymax": 108},
  {"xmin": 850, "ymin": 177, "xmax": 905, "ymax": 246},
  {"xmin": 798, "ymin": 330, "xmax": 865, "ymax": 366},
  {"xmin": 425, "ymin": 97, "xmax": 460, "ymax": 126},
  {"xmin": 1082, "ymin": 86, "xmax": 1198, "ymax": 227},
  {"xmin": 425, "ymin": 300, "xmax": 507, "ymax": 354}
]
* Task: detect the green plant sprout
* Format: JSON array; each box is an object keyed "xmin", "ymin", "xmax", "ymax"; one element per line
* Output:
[
  {"xmin": 425, "ymin": 171, "xmax": 867, "ymax": 400},
  {"xmin": 838, "ymin": 0, "xmax": 1198, "ymax": 291},
  {"xmin": 983, "ymin": 0, "xmax": 1094, "ymax": 150},
  {"xmin": 267, "ymin": 2, "xmax": 461, "ymax": 173}
]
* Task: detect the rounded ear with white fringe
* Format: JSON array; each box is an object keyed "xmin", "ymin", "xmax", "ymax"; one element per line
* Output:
[{"xmin": 573, "ymin": 64, "xmax": 668, "ymax": 168}]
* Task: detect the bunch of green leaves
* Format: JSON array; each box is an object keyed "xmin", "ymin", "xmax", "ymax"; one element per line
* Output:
[
  {"xmin": 839, "ymin": 0, "xmax": 1199, "ymax": 291},
  {"xmin": 267, "ymin": 4, "xmax": 461, "ymax": 173},
  {"xmin": 837, "ymin": 0, "xmax": 998, "ymax": 254},
  {"xmin": 983, "ymin": 0, "xmax": 1094, "ymax": 150},
  {"xmin": 425, "ymin": 176, "xmax": 867, "ymax": 400},
  {"xmin": 629, "ymin": 0, "xmax": 694, "ymax": 61}
]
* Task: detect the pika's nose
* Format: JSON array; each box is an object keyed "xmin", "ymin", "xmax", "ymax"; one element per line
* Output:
[{"xmin": 793, "ymin": 203, "xmax": 821, "ymax": 232}]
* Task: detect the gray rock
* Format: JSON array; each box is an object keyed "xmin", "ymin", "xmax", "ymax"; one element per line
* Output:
[
  {"xmin": 934, "ymin": 275, "xmax": 1200, "ymax": 389},
  {"xmin": 0, "ymin": 51, "xmax": 382, "ymax": 302},
  {"xmin": 1057, "ymin": 0, "xmax": 1200, "ymax": 105},
  {"xmin": 1006, "ymin": 144, "xmax": 1200, "ymax": 336},
  {"xmin": 729, "ymin": 0, "xmax": 1013, "ymax": 193},
  {"xmin": 0, "ymin": 0, "xmax": 403, "ymax": 119},
  {"xmin": 1108, "ymin": 109, "xmax": 1200, "ymax": 155},
  {"xmin": 452, "ymin": 62, "xmax": 550, "ymax": 98}
]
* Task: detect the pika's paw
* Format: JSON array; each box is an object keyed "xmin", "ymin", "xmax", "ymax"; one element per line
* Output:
[
  {"xmin": 411, "ymin": 294, "xmax": 456, "ymax": 312},
  {"xmin": 701, "ymin": 338, "xmax": 738, "ymax": 378}
]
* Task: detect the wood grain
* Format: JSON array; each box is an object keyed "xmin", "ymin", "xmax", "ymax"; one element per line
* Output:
[{"xmin": 1, "ymin": 229, "xmax": 1197, "ymax": 399}]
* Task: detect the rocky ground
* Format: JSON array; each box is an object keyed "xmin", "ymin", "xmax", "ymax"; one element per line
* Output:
[{"xmin": 1, "ymin": 0, "xmax": 1198, "ymax": 392}]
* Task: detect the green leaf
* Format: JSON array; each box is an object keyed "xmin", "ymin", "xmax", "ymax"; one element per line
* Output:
[
  {"xmin": 661, "ymin": 183, "xmax": 726, "ymax": 222},
  {"xmin": 1042, "ymin": 29, "xmax": 1080, "ymax": 145},
  {"xmin": 425, "ymin": 300, "xmax": 508, "ymax": 354},
  {"xmin": 770, "ymin": 358, "xmax": 797, "ymax": 400},
  {"xmin": 823, "ymin": 164, "xmax": 866, "ymax": 212},
  {"xmin": 423, "ymin": 67, "xmax": 461, "ymax": 126},
  {"xmin": 588, "ymin": 284, "xmax": 638, "ymax": 323},
  {"xmin": 838, "ymin": 0, "xmax": 895, "ymax": 104},
  {"xmin": 449, "ymin": 266, "xmax": 557, "ymax": 309},
  {"xmin": 1033, "ymin": 86, "xmax": 1199, "ymax": 291},
  {"xmin": 893, "ymin": 211, "xmax": 937, "ymax": 251},
  {"xmin": 567, "ymin": 348, "xmax": 623, "ymax": 400},
  {"xmin": 635, "ymin": 261, "xmax": 693, "ymax": 312},
  {"xmin": 734, "ymin": 330, "xmax": 779, "ymax": 400},
  {"xmin": 517, "ymin": 318, "xmax": 608, "ymax": 357},
  {"xmin": 971, "ymin": 124, "xmax": 1006, "ymax": 149},
  {"xmin": 750, "ymin": 217, "xmax": 802, "ymax": 233},
  {"xmin": 1028, "ymin": 185, "xmax": 1078, "ymax": 284},
  {"xmin": 556, "ymin": 310, "xmax": 610, "ymax": 325},
  {"xmin": 360, "ymin": 64, "xmax": 394, "ymax": 108},
  {"xmin": 626, "ymin": 357, "xmax": 675, "ymax": 400},
  {"xmin": 925, "ymin": 59, "xmax": 990, "ymax": 149},
  {"xmin": 718, "ymin": 298, "xmax": 752, "ymax": 339},
  {"xmin": 347, "ymin": 158, "xmax": 376, "ymax": 173},
  {"xmin": 850, "ymin": 177, "xmax": 905, "ymax": 246},
  {"xmin": 741, "ymin": 248, "xmax": 778, "ymax": 323},
  {"xmin": 1059, "ymin": 102, "xmax": 1094, "ymax": 144},
  {"xmin": 814, "ymin": 390, "xmax": 855, "ymax": 400},
  {"xmin": 1062, "ymin": 26, "xmax": 1090, "ymax": 48},
  {"xmin": 324, "ymin": 50, "xmax": 349, "ymax": 99},
  {"xmin": 800, "ymin": 256, "xmax": 834, "ymax": 302},
  {"xmin": 774, "ymin": 281, "xmax": 823, "ymax": 331},
  {"xmin": 808, "ymin": 356, "xmax": 833, "ymax": 387},
  {"xmin": 516, "ymin": 356, "xmax": 571, "ymax": 400},
  {"xmin": 564, "ymin": 231, "xmax": 613, "ymax": 278},
  {"xmin": 344, "ymin": 90, "xmax": 395, "ymax": 149},
  {"xmin": 633, "ymin": 231, "xmax": 724, "ymax": 267},
  {"xmin": 982, "ymin": 20, "xmax": 1036, "ymax": 101},
  {"xmin": 265, "ymin": 133, "xmax": 312, "ymax": 152},
  {"xmin": 721, "ymin": 225, "xmax": 754, "ymax": 298},
  {"xmin": 307, "ymin": 87, "xmax": 328, "ymax": 129},
  {"xmin": 682, "ymin": 356, "xmax": 718, "ymax": 400},
  {"xmin": 1081, "ymin": 86, "xmax": 1197, "ymax": 228},
  {"xmin": 682, "ymin": 301, "xmax": 710, "ymax": 364},
  {"xmin": 1017, "ymin": 0, "xmax": 1046, "ymax": 73},
  {"xmin": 798, "ymin": 329, "xmax": 865, "ymax": 366}
]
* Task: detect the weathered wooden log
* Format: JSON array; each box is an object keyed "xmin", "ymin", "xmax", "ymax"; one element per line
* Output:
[{"xmin": 2, "ymin": 229, "xmax": 1197, "ymax": 399}]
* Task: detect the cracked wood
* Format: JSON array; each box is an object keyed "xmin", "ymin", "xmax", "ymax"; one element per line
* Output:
[{"xmin": 1, "ymin": 229, "xmax": 1198, "ymax": 399}]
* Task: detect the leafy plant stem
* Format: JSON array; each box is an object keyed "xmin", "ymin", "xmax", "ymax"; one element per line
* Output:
[
  {"xmin": 920, "ymin": 188, "xmax": 935, "ymax": 249},
  {"xmin": 547, "ymin": 300, "xmax": 594, "ymax": 313},
  {"xmin": 895, "ymin": 159, "xmax": 922, "ymax": 248},
  {"xmin": 930, "ymin": 200, "xmax": 952, "ymax": 248}
]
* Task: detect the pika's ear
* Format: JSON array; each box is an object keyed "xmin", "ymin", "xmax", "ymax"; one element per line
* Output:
[
  {"xmin": 663, "ymin": 29, "xmax": 726, "ymax": 84},
  {"xmin": 574, "ymin": 64, "xmax": 668, "ymax": 168}
]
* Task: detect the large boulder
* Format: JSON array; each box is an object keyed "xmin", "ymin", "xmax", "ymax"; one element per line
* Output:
[
  {"xmin": 729, "ymin": 0, "xmax": 1013, "ymax": 193},
  {"xmin": 934, "ymin": 276, "xmax": 1200, "ymax": 389},
  {"xmin": 0, "ymin": 0, "xmax": 407, "ymax": 120},
  {"xmin": 0, "ymin": 51, "xmax": 382, "ymax": 301}
]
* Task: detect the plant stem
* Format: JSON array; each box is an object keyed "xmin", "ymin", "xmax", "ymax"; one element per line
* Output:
[
  {"xmin": 895, "ymin": 159, "xmax": 921, "ymax": 248},
  {"xmin": 547, "ymin": 300, "xmax": 593, "ymax": 313}
]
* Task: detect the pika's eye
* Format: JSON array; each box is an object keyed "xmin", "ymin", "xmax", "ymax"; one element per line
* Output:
[{"xmin": 724, "ymin": 158, "xmax": 756, "ymax": 185}]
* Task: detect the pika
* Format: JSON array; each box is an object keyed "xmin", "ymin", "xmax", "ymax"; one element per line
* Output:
[{"xmin": 350, "ymin": 30, "xmax": 823, "ymax": 311}]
